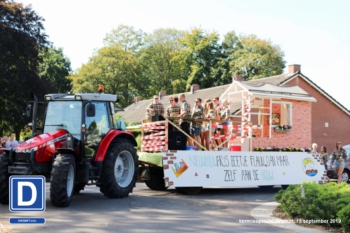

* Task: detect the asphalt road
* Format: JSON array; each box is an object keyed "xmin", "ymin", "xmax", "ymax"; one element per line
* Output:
[{"xmin": 0, "ymin": 184, "xmax": 294, "ymax": 233}]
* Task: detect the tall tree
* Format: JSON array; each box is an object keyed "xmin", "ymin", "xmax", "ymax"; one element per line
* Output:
[
  {"xmin": 0, "ymin": 0, "xmax": 50, "ymax": 138},
  {"xmin": 138, "ymin": 28, "xmax": 187, "ymax": 98},
  {"xmin": 103, "ymin": 24, "xmax": 145, "ymax": 54},
  {"xmin": 38, "ymin": 46, "xmax": 72, "ymax": 93},
  {"xmin": 224, "ymin": 32, "xmax": 286, "ymax": 80},
  {"xmin": 173, "ymin": 28, "xmax": 222, "ymax": 90},
  {"xmin": 70, "ymin": 45, "xmax": 140, "ymax": 107}
]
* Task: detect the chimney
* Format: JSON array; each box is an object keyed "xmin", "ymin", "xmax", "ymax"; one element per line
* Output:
[
  {"xmin": 159, "ymin": 91, "xmax": 166, "ymax": 99},
  {"xmin": 233, "ymin": 75, "xmax": 243, "ymax": 82},
  {"xmin": 134, "ymin": 96, "xmax": 141, "ymax": 103},
  {"xmin": 288, "ymin": 64, "xmax": 301, "ymax": 74},
  {"xmin": 190, "ymin": 84, "xmax": 200, "ymax": 94}
]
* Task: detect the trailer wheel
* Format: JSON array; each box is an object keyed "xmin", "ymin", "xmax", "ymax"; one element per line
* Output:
[
  {"xmin": 258, "ymin": 185, "xmax": 274, "ymax": 189},
  {"xmin": 0, "ymin": 154, "xmax": 9, "ymax": 204},
  {"xmin": 145, "ymin": 167, "xmax": 167, "ymax": 191},
  {"xmin": 99, "ymin": 138, "xmax": 138, "ymax": 198},
  {"xmin": 176, "ymin": 187, "xmax": 203, "ymax": 195},
  {"xmin": 74, "ymin": 183, "xmax": 86, "ymax": 194},
  {"xmin": 50, "ymin": 153, "xmax": 76, "ymax": 207}
]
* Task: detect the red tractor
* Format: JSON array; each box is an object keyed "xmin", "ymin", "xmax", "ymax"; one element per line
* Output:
[{"xmin": 0, "ymin": 93, "xmax": 138, "ymax": 207}]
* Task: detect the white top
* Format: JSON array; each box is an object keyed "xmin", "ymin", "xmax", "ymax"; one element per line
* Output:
[{"xmin": 6, "ymin": 140, "xmax": 19, "ymax": 149}]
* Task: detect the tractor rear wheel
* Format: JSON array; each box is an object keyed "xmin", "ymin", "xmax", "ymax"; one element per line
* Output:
[
  {"xmin": 145, "ymin": 167, "xmax": 167, "ymax": 191},
  {"xmin": 0, "ymin": 154, "xmax": 9, "ymax": 204},
  {"xmin": 50, "ymin": 153, "xmax": 76, "ymax": 207},
  {"xmin": 99, "ymin": 139, "xmax": 138, "ymax": 198}
]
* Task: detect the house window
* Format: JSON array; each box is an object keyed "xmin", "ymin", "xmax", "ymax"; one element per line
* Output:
[
  {"xmin": 280, "ymin": 103, "xmax": 291, "ymax": 125},
  {"xmin": 271, "ymin": 101, "xmax": 292, "ymax": 126}
]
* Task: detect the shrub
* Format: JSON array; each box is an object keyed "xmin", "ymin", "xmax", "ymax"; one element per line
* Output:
[
  {"xmin": 337, "ymin": 203, "xmax": 350, "ymax": 232},
  {"xmin": 274, "ymin": 182, "xmax": 350, "ymax": 229},
  {"xmin": 128, "ymin": 129, "xmax": 142, "ymax": 151}
]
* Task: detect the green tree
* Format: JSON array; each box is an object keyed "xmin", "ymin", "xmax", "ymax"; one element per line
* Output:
[
  {"xmin": 38, "ymin": 46, "xmax": 72, "ymax": 93},
  {"xmin": 0, "ymin": 0, "xmax": 50, "ymax": 138},
  {"xmin": 224, "ymin": 32, "xmax": 286, "ymax": 81},
  {"xmin": 103, "ymin": 24, "xmax": 145, "ymax": 54},
  {"xmin": 138, "ymin": 28, "xmax": 187, "ymax": 98},
  {"xmin": 70, "ymin": 45, "xmax": 140, "ymax": 107},
  {"xmin": 173, "ymin": 28, "xmax": 222, "ymax": 90}
]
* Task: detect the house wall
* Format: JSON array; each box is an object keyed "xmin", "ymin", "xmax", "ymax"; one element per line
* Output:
[
  {"xmin": 252, "ymin": 99, "xmax": 312, "ymax": 149},
  {"xmin": 284, "ymin": 76, "xmax": 350, "ymax": 153}
]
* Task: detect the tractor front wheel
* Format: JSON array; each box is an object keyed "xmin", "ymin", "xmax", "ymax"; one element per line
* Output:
[
  {"xmin": 0, "ymin": 154, "xmax": 9, "ymax": 204},
  {"xmin": 50, "ymin": 153, "xmax": 76, "ymax": 207},
  {"xmin": 99, "ymin": 139, "xmax": 138, "ymax": 198}
]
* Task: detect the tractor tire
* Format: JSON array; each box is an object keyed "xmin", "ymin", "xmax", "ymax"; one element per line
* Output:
[
  {"xmin": 99, "ymin": 138, "xmax": 138, "ymax": 198},
  {"xmin": 145, "ymin": 168, "xmax": 167, "ymax": 191},
  {"xmin": 176, "ymin": 187, "xmax": 203, "ymax": 195},
  {"xmin": 50, "ymin": 153, "xmax": 76, "ymax": 207},
  {"xmin": 74, "ymin": 183, "xmax": 86, "ymax": 194},
  {"xmin": 0, "ymin": 154, "xmax": 9, "ymax": 204}
]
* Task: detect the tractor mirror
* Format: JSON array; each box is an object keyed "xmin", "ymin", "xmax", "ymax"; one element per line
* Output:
[
  {"xmin": 26, "ymin": 104, "xmax": 32, "ymax": 117},
  {"xmin": 86, "ymin": 103, "xmax": 96, "ymax": 117}
]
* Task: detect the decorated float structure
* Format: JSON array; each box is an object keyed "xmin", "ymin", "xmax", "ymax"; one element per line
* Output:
[{"xmin": 136, "ymin": 81, "xmax": 329, "ymax": 194}]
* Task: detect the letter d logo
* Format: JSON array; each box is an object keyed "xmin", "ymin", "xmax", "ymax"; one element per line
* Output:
[
  {"xmin": 10, "ymin": 176, "xmax": 46, "ymax": 212},
  {"xmin": 18, "ymin": 182, "xmax": 37, "ymax": 206}
]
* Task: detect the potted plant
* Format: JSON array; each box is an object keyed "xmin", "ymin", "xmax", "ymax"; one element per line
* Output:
[{"xmin": 274, "ymin": 124, "xmax": 292, "ymax": 133}]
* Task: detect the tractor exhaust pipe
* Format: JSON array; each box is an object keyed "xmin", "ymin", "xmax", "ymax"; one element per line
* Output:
[{"xmin": 31, "ymin": 93, "xmax": 39, "ymax": 137}]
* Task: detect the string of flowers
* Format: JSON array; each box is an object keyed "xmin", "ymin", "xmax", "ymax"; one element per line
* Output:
[
  {"xmin": 254, "ymin": 146, "xmax": 311, "ymax": 152},
  {"xmin": 275, "ymin": 124, "xmax": 293, "ymax": 130}
]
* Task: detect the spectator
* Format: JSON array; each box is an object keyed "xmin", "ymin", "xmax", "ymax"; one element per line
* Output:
[
  {"xmin": 311, "ymin": 143, "xmax": 318, "ymax": 155},
  {"xmin": 320, "ymin": 146, "xmax": 328, "ymax": 170},
  {"xmin": 2, "ymin": 136, "xmax": 8, "ymax": 146},
  {"xmin": 166, "ymin": 96, "xmax": 180, "ymax": 130},
  {"xmin": 330, "ymin": 142, "xmax": 348, "ymax": 184},
  {"xmin": 191, "ymin": 98, "xmax": 204, "ymax": 150},
  {"xmin": 146, "ymin": 95, "xmax": 165, "ymax": 122},
  {"xmin": 6, "ymin": 133, "xmax": 19, "ymax": 149},
  {"xmin": 0, "ymin": 137, "xmax": 5, "ymax": 154},
  {"xmin": 178, "ymin": 93, "xmax": 192, "ymax": 145}
]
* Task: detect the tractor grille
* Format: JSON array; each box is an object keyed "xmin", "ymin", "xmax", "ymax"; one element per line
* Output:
[{"xmin": 15, "ymin": 153, "xmax": 31, "ymax": 163}]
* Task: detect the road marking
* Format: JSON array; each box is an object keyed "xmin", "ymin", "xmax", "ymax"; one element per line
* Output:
[{"xmin": 250, "ymin": 202, "xmax": 327, "ymax": 233}]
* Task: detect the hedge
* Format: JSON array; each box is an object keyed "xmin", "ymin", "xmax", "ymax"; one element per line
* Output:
[{"xmin": 274, "ymin": 182, "xmax": 350, "ymax": 231}]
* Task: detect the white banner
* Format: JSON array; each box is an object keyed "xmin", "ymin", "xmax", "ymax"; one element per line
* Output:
[{"xmin": 162, "ymin": 151, "xmax": 327, "ymax": 187}]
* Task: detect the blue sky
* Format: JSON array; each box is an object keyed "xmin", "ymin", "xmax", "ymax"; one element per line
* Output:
[{"xmin": 20, "ymin": 0, "xmax": 350, "ymax": 109}]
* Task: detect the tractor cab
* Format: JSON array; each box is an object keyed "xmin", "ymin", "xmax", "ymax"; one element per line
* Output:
[{"xmin": 42, "ymin": 93, "xmax": 117, "ymax": 160}]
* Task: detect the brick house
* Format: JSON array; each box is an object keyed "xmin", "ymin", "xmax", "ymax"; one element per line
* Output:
[{"xmin": 120, "ymin": 64, "xmax": 350, "ymax": 151}]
